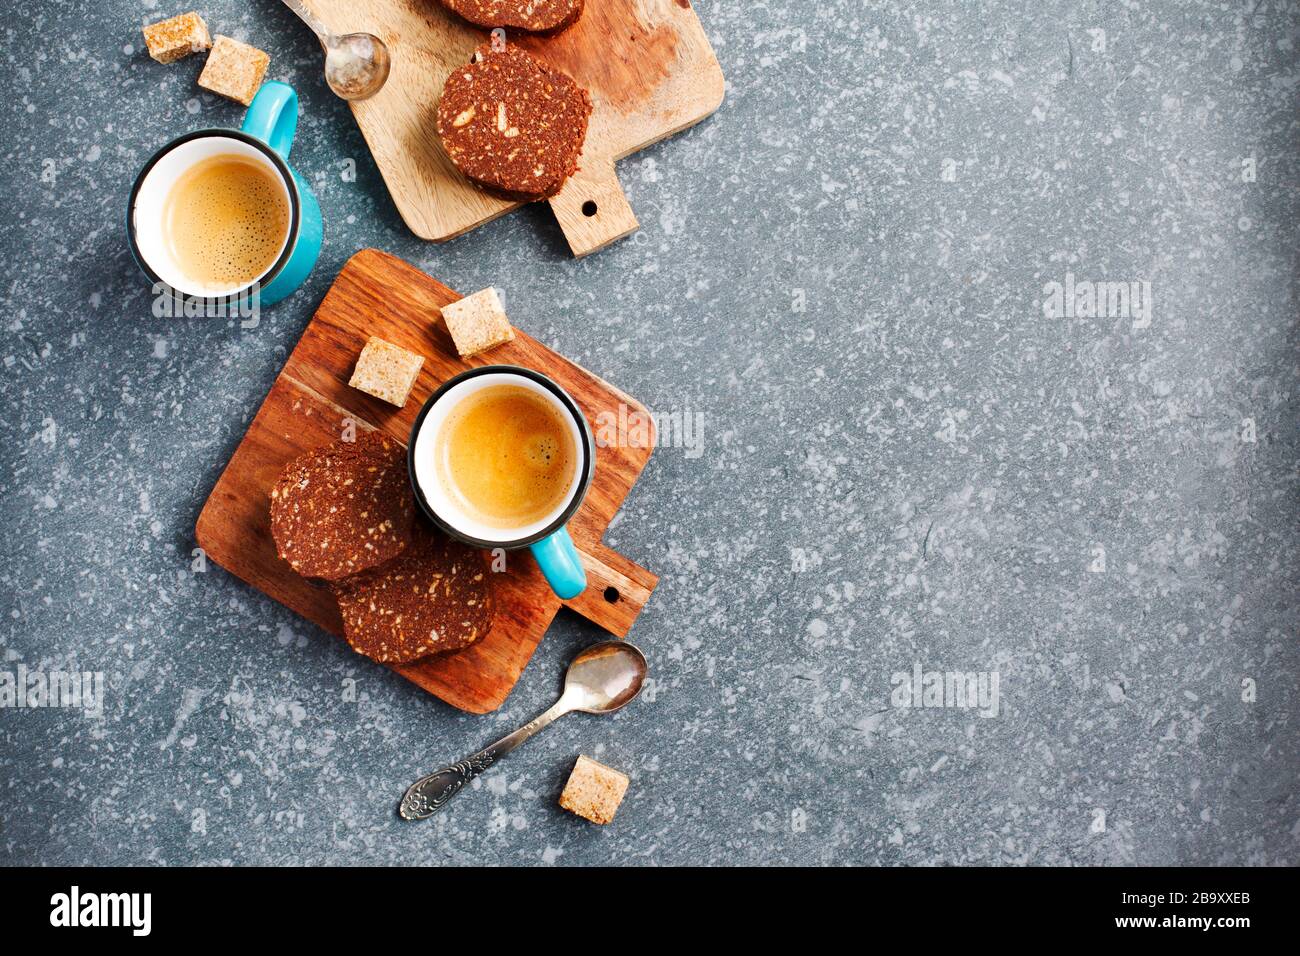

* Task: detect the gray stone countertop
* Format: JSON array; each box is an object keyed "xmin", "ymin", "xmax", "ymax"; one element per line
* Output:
[{"xmin": 1, "ymin": 0, "xmax": 1296, "ymax": 865}]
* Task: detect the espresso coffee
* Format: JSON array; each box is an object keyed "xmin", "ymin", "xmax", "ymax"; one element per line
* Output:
[
  {"xmin": 434, "ymin": 384, "xmax": 577, "ymax": 530},
  {"xmin": 163, "ymin": 154, "xmax": 290, "ymax": 291}
]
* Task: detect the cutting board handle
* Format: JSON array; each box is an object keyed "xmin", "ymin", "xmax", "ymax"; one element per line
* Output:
[
  {"xmin": 549, "ymin": 160, "xmax": 639, "ymax": 257},
  {"xmin": 564, "ymin": 545, "xmax": 657, "ymax": 638}
]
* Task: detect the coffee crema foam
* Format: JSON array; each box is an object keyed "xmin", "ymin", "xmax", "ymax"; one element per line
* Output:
[
  {"xmin": 434, "ymin": 384, "xmax": 576, "ymax": 531},
  {"xmin": 163, "ymin": 154, "xmax": 290, "ymax": 290}
]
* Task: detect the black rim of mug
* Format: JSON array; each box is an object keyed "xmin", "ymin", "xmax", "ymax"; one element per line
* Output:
[
  {"xmin": 406, "ymin": 365, "xmax": 596, "ymax": 551},
  {"xmin": 126, "ymin": 128, "xmax": 302, "ymax": 305}
]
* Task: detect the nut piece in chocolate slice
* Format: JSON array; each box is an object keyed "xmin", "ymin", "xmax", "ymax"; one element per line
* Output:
[
  {"xmin": 331, "ymin": 523, "xmax": 495, "ymax": 664},
  {"xmin": 437, "ymin": 43, "xmax": 592, "ymax": 201},
  {"xmin": 269, "ymin": 431, "xmax": 414, "ymax": 582},
  {"xmin": 438, "ymin": 0, "xmax": 584, "ymax": 35}
]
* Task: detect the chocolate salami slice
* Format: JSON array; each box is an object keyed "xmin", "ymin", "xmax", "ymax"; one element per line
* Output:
[
  {"xmin": 438, "ymin": 0, "xmax": 584, "ymax": 35},
  {"xmin": 437, "ymin": 43, "xmax": 592, "ymax": 201},
  {"xmin": 269, "ymin": 431, "xmax": 414, "ymax": 582},
  {"xmin": 331, "ymin": 523, "xmax": 495, "ymax": 664}
]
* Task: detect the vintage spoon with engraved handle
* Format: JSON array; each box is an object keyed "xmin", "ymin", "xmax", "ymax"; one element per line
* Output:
[
  {"xmin": 399, "ymin": 641, "xmax": 648, "ymax": 820},
  {"xmin": 280, "ymin": 0, "xmax": 391, "ymax": 101}
]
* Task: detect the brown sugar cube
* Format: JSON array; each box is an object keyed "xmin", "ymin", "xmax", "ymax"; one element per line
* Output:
[
  {"xmin": 197, "ymin": 36, "xmax": 270, "ymax": 106},
  {"xmin": 440, "ymin": 287, "xmax": 516, "ymax": 358},
  {"xmin": 142, "ymin": 12, "xmax": 211, "ymax": 64},
  {"xmin": 558, "ymin": 755, "xmax": 629, "ymax": 825},
  {"xmin": 348, "ymin": 337, "xmax": 425, "ymax": 407}
]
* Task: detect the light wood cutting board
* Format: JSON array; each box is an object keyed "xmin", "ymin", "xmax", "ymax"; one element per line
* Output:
[
  {"xmin": 195, "ymin": 250, "xmax": 659, "ymax": 713},
  {"xmin": 299, "ymin": 0, "xmax": 725, "ymax": 255}
]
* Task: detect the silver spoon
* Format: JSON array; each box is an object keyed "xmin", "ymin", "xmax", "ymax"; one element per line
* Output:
[
  {"xmin": 281, "ymin": 0, "xmax": 391, "ymax": 101},
  {"xmin": 399, "ymin": 640, "xmax": 648, "ymax": 820}
]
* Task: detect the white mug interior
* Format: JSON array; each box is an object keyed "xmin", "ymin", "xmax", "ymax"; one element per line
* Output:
[
  {"xmin": 411, "ymin": 372, "xmax": 587, "ymax": 544},
  {"xmin": 132, "ymin": 134, "xmax": 293, "ymax": 299}
]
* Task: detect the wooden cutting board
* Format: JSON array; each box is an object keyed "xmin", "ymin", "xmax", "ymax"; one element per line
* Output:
[
  {"xmin": 299, "ymin": 0, "xmax": 725, "ymax": 255},
  {"xmin": 195, "ymin": 249, "xmax": 659, "ymax": 713}
]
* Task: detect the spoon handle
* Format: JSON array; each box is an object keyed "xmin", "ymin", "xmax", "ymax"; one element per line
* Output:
[
  {"xmin": 281, "ymin": 0, "xmax": 333, "ymax": 43},
  {"xmin": 399, "ymin": 699, "xmax": 571, "ymax": 820}
]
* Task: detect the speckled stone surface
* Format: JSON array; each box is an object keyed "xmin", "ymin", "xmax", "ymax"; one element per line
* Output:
[{"xmin": 1, "ymin": 0, "xmax": 1296, "ymax": 866}]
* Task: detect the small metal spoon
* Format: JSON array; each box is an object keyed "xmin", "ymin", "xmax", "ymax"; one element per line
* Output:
[
  {"xmin": 281, "ymin": 0, "xmax": 391, "ymax": 101},
  {"xmin": 399, "ymin": 641, "xmax": 648, "ymax": 820}
]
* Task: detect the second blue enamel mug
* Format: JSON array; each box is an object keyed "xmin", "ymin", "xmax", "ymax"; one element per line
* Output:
[
  {"xmin": 408, "ymin": 366, "xmax": 594, "ymax": 600},
  {"xmin": 126, "ymin": 82, "xmax": 322, "ymax": 308}
]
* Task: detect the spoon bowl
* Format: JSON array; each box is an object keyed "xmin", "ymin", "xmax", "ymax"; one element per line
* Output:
[
  {"xmin": 562, "ymin": 640, "xmax": 648, "ymax": 714},
  {"xmin": 282, "ymin": 0, "xmax": 390, "ymax": 102},
  {"xmin": 324, "ymin": 32, "xmax": 391, "ymax": 101}
]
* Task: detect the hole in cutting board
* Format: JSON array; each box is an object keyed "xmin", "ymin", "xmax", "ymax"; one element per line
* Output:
[
  {"xmin": 603, "ymin": 586, "xmax": 620, "ymax": 603},
  {"xmin": 582, "ymin": 200, "xmax": 598, "ymax": 217}
]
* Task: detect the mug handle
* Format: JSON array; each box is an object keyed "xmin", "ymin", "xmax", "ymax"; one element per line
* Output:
[
  {"xmin": 241, "ymin": 81, "xmax": 298, "ymax": 161},
  {"xmin": 529, "ymin": 526, "xmax": 587, "ymax": 600}
]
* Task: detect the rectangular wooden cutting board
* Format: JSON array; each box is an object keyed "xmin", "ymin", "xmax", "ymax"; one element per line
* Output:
[
  {"xmin": 298, "ymin": 0, "xmax": 725, "ymax": 255},
  {"xmin": 195, "ymin": 249, "xmax": 659, "ymax": 713}
]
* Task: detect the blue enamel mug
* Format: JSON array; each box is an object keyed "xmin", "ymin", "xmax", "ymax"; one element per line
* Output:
[
  {"xmin": 126, "ymin": 82, "xmax": 322, "ymax": 308},
  {"xmin": 408, "ymin": 366, "xmax": 594, "ymax": 600}
]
